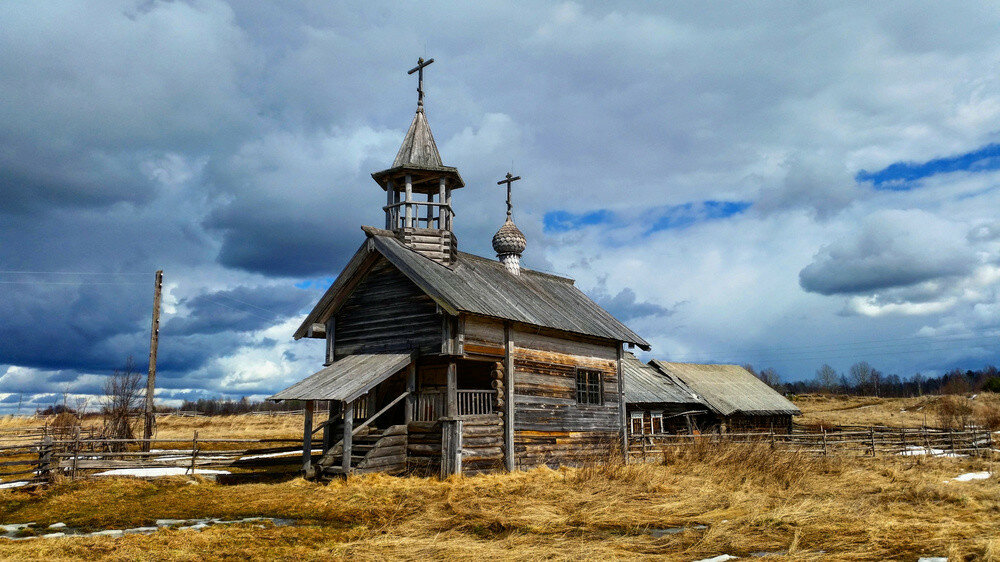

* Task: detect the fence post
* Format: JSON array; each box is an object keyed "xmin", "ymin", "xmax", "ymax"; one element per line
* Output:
[
  {"xmin": 71, "ymin": 426, "xmax": 80, "ymax": 481},
  {"xmin": 39, "ymin": 435, "xmax": 53, "ymax": 483},
  {"xmin": 949, "ymin": 430, "xmax": 955, "ymax": 456},
  {"xmin": 822, "ymin": 430, "xmax": 828, "ymax": 456},
  {"xmin": 870, "ymin": 427, "xmax": 876, "ymax": 457},
  {"xmin": 769, "ymin": 431, "xmax": 776, "ymax": 450},
  {"xmin": 190, "ymin": 431, "xmax": 199, "ymax": 476}
]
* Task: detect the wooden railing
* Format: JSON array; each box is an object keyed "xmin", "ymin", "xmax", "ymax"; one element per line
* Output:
[
  {"xmin": 458, "ymin": 390, "xmax": 494, "ymax": 416},
  {"xmin": 414, "ymin": 390, "xmax": 494, "ymax": 421}
]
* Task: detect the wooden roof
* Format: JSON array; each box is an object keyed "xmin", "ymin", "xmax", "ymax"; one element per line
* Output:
[
  {"xmin": 294, "ymin": 228, "xmax": 651, "ymax": 349},
  {"xmin": 371, "ymin": 109, "xmax": 464, "ymax": 190},
  {"xmin": 269, "ymin": 353, "xmax": 412, "ymax": 402},
  {"xmin": 649, "ymin": 361, "xmax": 800, "ymax": 416},
  {"xmin": 622, "ymin": 353, "xmax": 703, "ymax": 405}
]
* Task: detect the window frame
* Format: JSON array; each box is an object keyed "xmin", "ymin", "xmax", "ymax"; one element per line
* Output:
[
  {"xmin": 650, "ymin": 410, "xmax": 664, "ymax": 434},
  {"xmin": 629, "ymin": 411, "xmax": 644, "ymax": 435},
  {"xmin": 575, "ymin": 368, "xmax": 604, "ymax": 405}
]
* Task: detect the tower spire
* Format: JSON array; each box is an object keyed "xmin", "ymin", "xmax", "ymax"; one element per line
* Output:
[
  {"xmin": 492, "ymin": 172, "xmax": 527, "ymax": 275},
  {"xmin": 407, "ymin": 57, "xmax": 434, "ymax": 110}
]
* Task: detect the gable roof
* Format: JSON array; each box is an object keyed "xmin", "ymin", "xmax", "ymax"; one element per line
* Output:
[
  {"xmin": 294, "ymin": 228, "xmax": 650, "ymax": 349},
  {"xmin": 649, "ymin": 361, "xmax": 800, "ymax": 416},
  {"xmin": 622, "ymin": 353, "xmax": 703, "ymax": 405}
]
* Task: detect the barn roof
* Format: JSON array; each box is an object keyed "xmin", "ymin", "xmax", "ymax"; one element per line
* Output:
[
  {"xmin": 649, "ymin": 361, "xmax": 801, "ymax": 416},
  {"xmin": 269, "ymin": 353, "xmax": 412, "ymax": 402},
  {"xmin": 622, "ymin": 353, "xmax": 702, "ymax": 405},
  {"xmin": 293, "ymin": 228, "xmax": 650, "ymax": 349}
]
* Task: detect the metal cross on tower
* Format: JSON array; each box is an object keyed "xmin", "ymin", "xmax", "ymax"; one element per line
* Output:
[
  {"xmin": 497, "ymin": 172, "xmax": 521, "ymax": 218},
  {"xmin": 408, "ymin": 57, "xmax": 435, "ymax": 108}
]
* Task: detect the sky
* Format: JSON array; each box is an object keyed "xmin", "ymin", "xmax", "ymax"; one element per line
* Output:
[{"xmin": 4, "ymin": 1, "xmax": 1000, "ymax": 413}]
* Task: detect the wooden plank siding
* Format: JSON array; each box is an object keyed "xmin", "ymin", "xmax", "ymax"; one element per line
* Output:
[
  {"xmin": 334, "ymin": 258, "xmax": 442, "ymax": 358},
  {"xmin": 510, "ymin": 329, "xmax": 620, "ymax": 468}
]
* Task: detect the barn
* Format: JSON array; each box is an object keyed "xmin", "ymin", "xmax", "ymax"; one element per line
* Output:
[
  {"xmin": 270, "ymin": 59, "xmax": 649, "ymax": 478},
  {"xmin": 621, "ymin": 353, "xmax": 709, "ymax": 435},
  {"xmin": 647, "ymin": 361, "xmax": 801, "ymax": 433}
]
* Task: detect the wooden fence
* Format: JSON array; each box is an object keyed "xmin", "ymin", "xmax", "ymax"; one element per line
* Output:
[
  {"xmin": 0, "ymin": 431, "xmax": 322, "ymax": 487},
  {"xmin": 628, "ymin": 426, "xmax": 994, "ymax": 461}
]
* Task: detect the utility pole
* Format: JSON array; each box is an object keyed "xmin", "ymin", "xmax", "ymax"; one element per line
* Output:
[{"xmin": 143, "ymin": 270, "xmax": 163, "ymax": 452}]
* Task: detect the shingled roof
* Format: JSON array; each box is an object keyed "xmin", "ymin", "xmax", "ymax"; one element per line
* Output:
[
  {"xmin": 294, "ymin": 228, "xmax": 650, "ymax": 349},
  {"xmin": 649, "ymin": 361, "xmax": 800, "ymax": 416},
  {"xmin": 371, "ymin": 108, "xmax": 464, "ymax": 190}
]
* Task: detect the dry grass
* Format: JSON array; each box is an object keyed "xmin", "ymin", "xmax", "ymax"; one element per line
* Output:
[
  {"xmin": 2, "ymin": 443, "xmax": 999, "ymax": 560},
  {"xmin": 794, "ymin": 392, "xmax": 1000, "ymax": 430}
]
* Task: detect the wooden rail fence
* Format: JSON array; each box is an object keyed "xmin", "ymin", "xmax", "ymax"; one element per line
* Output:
[
  {"xmin": 628, "ymin": 427, "xmax": 994, "ymax": 461},
  {"xmin": 0, "ymin": 431, "xmax": 323, "ymax": 486}
]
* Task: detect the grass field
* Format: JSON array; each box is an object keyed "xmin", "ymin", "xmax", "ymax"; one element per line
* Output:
[{"xmin": 2, "ymin": 397, "xmax": 999, "ymax": 560}]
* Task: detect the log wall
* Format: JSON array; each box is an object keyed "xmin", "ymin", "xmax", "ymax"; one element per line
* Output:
[
  {"xmin": 461, "ymin": 414, "xmax": 504, "ymax": 474},
  {"xmin": 406, "ymin": 420, "xmax": 442, "ymax": 475},
  {"xmin": 335, "ymin": 258, "xmax": 442, "ymax": 358},
  {"xmin": 511, "ymin": 328, "xmax": 620, "ymax": 468}
]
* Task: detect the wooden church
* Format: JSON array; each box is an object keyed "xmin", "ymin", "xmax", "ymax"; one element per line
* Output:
[{"xmin": 270, "ymin": 59, "xmax": 650, "ymax": 478}]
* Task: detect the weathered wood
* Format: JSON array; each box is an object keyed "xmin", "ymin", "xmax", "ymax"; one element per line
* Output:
[
  {"xmin": 440, "ymin": 419, "xmax": 462, "ymax": 478},
  {"xmin": 359, "ymin": 453, "xmax": 407, "ymax": 469},
  {"xmin": 342, "ymin": 400, "xmax": 353, "ymax": 472},
  {"xmin": 325, "ymin": 318, "xmax": 335, "ymax": 366},
  {"xmin": 302, "ymin": 401, "xmax": 313, "ymax": 474},
  {"xmin": 504, "ymin": 322, "xmax": 515, "ymax": 471},
  {"xmin": 143, "ymin": 269, "xmax": 163, "ymax": 452},
  {"xmin": 334, "ymin": 259, "xmax": 441, "ymax": 358},
  {"xmin": 447, "ymin": 361, "xmax": 458, "ymax": 417},
  {"xmin": 616, "ymin": 345, "xmax": 626, "ymax": 459}
]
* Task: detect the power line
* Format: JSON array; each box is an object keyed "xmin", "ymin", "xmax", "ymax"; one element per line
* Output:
[
  {"xmin": 0, "ymin": 270, "xmax": 150, "ymax": 275},
  {"xmin": 0, "ymin": 281, "xmax": 148, "ymax": 285}
]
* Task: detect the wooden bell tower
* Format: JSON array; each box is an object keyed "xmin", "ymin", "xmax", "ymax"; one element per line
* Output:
[{"xmin": 371, "ymin": 57, "xmax": 465, "ymax": 264}]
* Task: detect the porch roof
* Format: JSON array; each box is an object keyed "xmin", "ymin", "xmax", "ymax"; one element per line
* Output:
[{"xmin": 269, "ymin": 353, "xmax": 412, "ymax": 403}]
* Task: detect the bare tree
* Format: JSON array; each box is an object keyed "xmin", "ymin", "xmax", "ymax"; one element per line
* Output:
[
  {"xmin": 758, "ymin": 367, "xmax": 781, "ymax": 389},
  {"xmin": 815, "ymin": 364, "xmax": 838, "ymax": 392},
  {"xmin": 100, "ymin": 356, "xmax": 144, "ymax": 450},
  {"xmin": 849, "ymin": 362, "xmax": 873, "ymax": 395}
]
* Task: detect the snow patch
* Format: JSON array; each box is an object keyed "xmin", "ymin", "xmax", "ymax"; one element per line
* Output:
[
  {"xmin": 0, "ymin": 481, "xmax": 30, "ymax": 490},
  {"xmin": 693, "ymin": 556, "xmax": 738, "ymax": 562},
  {"xmin": 241, "ymin": 450, "xmax": 302, "ymax": 460},
  {"xmin": 944, "ymin": 471, "xmax": 991, "ymax": 483},
  {"xmin": 94, "ymin": 468, "xmax": 230, "ymax": 478}
]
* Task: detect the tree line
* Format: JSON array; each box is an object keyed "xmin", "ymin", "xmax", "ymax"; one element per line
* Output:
[{"xmin": 745, "ymin": 362, "xmax": 1000, "ymax": 397}]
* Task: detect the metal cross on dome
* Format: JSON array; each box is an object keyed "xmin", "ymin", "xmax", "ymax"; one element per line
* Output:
[
  {"xmin": 497, "ymin": 172, "xmax": 521, "ymax": 218},
  {"xmin": 408, "ymin": 57, "xmax": 434, "ymax": 107}
]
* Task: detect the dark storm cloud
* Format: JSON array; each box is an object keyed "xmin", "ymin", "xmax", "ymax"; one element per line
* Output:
[
  {"xmin": 166, "ymin": 285, "xmax": 317, "ymax": 336},
  {"xmin": 594, "ymin": 288, "xmax": 677, "ymax": 322},
  {"xmin": 799, "ymin": 210, "xmax": 977, "ymax": 296}
]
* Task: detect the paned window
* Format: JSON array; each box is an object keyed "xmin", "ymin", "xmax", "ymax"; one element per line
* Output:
[{"xmin": 576, "ymin": 369, "xmax": 603, "ymax": 405}]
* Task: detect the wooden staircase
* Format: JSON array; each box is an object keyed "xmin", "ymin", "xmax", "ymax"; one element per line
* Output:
[{"xmin": 315, "ymin": 424, "xmax": 408, "ymax": 479}]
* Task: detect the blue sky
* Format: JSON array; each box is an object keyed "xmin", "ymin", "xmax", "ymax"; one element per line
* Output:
[
  {"xmin": 4, "ymin": 1, "xmax": 1000, "ymax": 413},
  {"xmin": 858, "ymin": 143, "xmax": 1000, "ymax": 190}
]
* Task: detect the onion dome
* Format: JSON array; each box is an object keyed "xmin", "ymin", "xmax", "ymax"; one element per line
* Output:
[{"xmin": 492, "ymin": 217, "xmax": 526, "ymax": 256}]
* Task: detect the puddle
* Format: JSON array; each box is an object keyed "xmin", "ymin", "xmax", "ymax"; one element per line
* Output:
[{"xmin": 0, "ymin": 517, "xmax": 295, "ymax": 541}]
